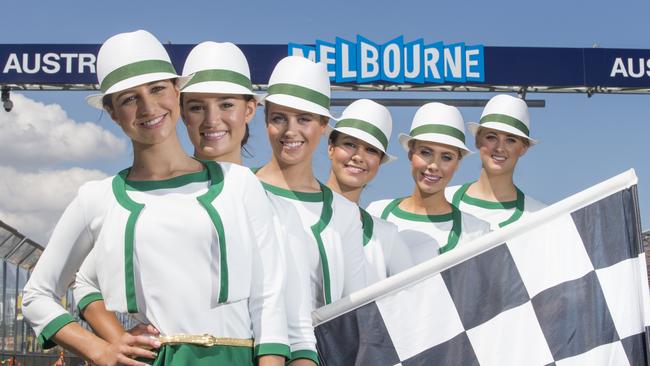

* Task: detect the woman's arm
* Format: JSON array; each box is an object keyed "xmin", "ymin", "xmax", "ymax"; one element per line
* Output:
[
  {"xmin": 74, "ymin": 244, "xmax": 160, "ymax": 356},
  {"xmin": 244, "ymin": 172, "xmax": 291, "ymax": 361}
]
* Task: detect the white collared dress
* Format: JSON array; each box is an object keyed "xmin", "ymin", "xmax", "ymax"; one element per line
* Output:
[
  {"xmin": 359, "ymin": 207, "xmax": 413, "ymax": 283},
  {"xmin": 445, "ymin": 183, "xmax": 546, "ymax": 230},
  {"xmin": 366, "ymin": 198, "xmax": 490, "ymax": 266},
  {"xmin": 22, "ymin": 161, "xmax": 290, "ymax": 365},
  {"xmin": 260, "ymin": 182, "xmax": 368, "ymax": 310}
]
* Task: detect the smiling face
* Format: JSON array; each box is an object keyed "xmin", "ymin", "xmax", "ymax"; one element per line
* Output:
[
  {"xmin": 181, "ymin": 93, "xmax": 256, "ymax": 163},
  {"xmin": 327, "ymin": 132, "xmax": 383, "ymax": 191},
  {"xmin": 408, "ymin": 139, "xmax": 461, "ymax": 196},
  {"xmin": 265, "ymin": 102, "xmax": 328, "ymax": 168},
  {"xmin": 475, "ymin": 127, "xmax": 529, "ymax": 177},
  {"xmin": 106, "ymin": 79, "xmax": 180, "ymax": 146}
]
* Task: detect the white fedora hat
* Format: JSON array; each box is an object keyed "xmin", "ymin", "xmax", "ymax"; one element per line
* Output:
[
  {"xmin": 261, "ymin": 56, "xmax": 334, "ymax": 119},
  {"xmin": 181, "ymin": 41, "xmax": 262, "ymax": 102},
  {"xmin": 467, "ymin": 94, "xmax": 538, "ymax": 145},
  {"xmin": 86, "ymin": 30, "xmax": 183, "ymax": 109},
  {"xmin": 328, "ymin": 99, "xmax": 396, "ymax": 164},
  {"xmin": 398, "ymin": 102, "xmax": 472, "ymax": 156}
]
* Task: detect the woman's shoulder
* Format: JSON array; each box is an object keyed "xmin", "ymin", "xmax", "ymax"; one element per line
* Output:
[
  {"xmin": 444, "ymin": 184, "xmax": 464, "ymax": 201},
  {"xmin": 365, "ymin": 198, "xmax": 397, "ymax": 217}
]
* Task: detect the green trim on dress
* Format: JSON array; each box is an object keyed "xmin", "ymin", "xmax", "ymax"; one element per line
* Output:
[
  {"xmin": 196, "ymin": 161, "xmax": 228, "ymax": 303},
  {"xmin": 254, "ymin": 343, "xmax": 291, "ymax": 359},
  {"xmin": 37, "ymin": 313, "xmax": 75, "ymax": 349},
  {"xmin": 452, "ymin": 182, "xmax": 525, "ymax": 228},
  {"xmin": 76, "ymin": 292, "xmax": 103, "ymax": 315},
  {"xmin": 290, "ymin": 349, "xmax": 320, "ymax": 365},
  {"xmin": 125, "ymin": 169, "xmax": 208, "ymax": 191},
  {"xmin": 146, "ymin": 344, "xmax": 255, "ymax": 366},
  {"xmin": 359, "ymin": 207, "xmax": 374, "ymax": 247},
  {"xmin": 260, "ymin": 182, "xmax": 323, "ymax": 202}
]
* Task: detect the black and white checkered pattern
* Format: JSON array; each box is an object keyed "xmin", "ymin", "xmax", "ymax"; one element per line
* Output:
[{"xmin": 316, "ymin": 186, "xmax": 650, "ymax": 366}]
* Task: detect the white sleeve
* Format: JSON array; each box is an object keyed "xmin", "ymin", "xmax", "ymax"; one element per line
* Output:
[
  {"xmin": 341, "ymin": 206, "xmax": 368, "ymax": 296},
  {"xmin": 73, "ymin": 248, "xmax": 104, "ymax": 315},
  {"xmin": 386, "ymin": 226, "xmax": 414, "ymax": 276},
  {"xmin": 22, "ymin": 191, "xmax": 94, "ymax": 348},
  {"xmin": 365, "ymin": 200, "xmax": 387, "ymax": 218},
  {"xmin": 244, "ymin": 174, "xmax": 290, "ymax": 359},
  {"xmin": 270, "ymin": 200, "xmax": 318, "ymax": 362}
]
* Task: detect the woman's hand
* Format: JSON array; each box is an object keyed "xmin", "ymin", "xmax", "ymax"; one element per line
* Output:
[
  {"xmin": 127, "ymin": 323, "xmax": 159, "ymax": 338},
  {"xmin": 92, "ymin": 331, "xmax": 161, "ymax": 366}
]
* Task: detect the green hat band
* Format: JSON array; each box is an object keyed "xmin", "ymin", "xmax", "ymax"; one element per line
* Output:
[
  {"xmin": 479, "ymin": 113, "xmax": 530, "ymax": 137},
  {"xmin": 100, "ymin": 59, "xmax": 176, "ymax": 93},
  {"xmin": 335, "ymin": 118, "xmax": 388, "ymax": 151},
  {"xmin": 182, "ymin": 69, "xmax": 253, "ymax": 91},
  {"xmin": 267, "ymin": 83, "xmax": 330, "ymax": 110},
  {"xmin": 410, "ymin": 124, "xmax": 465, "ymax": 142}
]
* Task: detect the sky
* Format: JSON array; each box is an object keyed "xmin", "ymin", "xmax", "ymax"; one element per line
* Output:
[{"xmin": 1, "ymin": 0, "xmax": 649, "ymax": 244}]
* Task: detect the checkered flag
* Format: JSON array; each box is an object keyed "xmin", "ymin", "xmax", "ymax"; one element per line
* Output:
[{"xmin": 314, "ymin": 170, "xmax": 650, "ymax": 366}]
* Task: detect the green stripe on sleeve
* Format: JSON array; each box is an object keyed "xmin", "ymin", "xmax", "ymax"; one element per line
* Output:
[
  {"xmin": 480, "ymin": 113, "xmax": 530, "ymax": 136},
  {"xmin": 335, "ymin": 118, "xmax": 388, "ymax": 150},
  {"xmin": 37, "ymin": 313, "xmax": 75, "ymax": 349},
  {"xmin": 267, "ymin": 83, "xmax": 330, "ymax": 110},
  {"xmin": 77, "ymin": 292, "xmax": 104, "ymax": 315},
  {"xmin": 290, "ymin": 349, "xmax": 320, "ymax": 364},
  {"xmin": 254, "ymin": 343, "xmax": 291, "ymax": 359},
  {"xmin": 100, "ymin": 60, "xmax": 176, "ymax": 92}
]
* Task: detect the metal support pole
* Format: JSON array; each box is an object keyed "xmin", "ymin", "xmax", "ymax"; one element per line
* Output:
[{"xmin": 330, "ymin": 98, "xmax": 545, "ymax": 108}]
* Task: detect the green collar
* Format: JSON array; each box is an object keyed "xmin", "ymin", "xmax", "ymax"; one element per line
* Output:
[
  {"xmin": 380, "ymin": 197, "xmax": 461, "ymax": 255},
  {"xmin": 261, "ymin": 182, "xmax": 323, "ymax": 202},
  {"xmin": 124, "ymin": 169, "xmax": 209, "ymax": 191},
  {"xmin": 452, "ymin": 182, "xmax": 525, "ymax": 228}
]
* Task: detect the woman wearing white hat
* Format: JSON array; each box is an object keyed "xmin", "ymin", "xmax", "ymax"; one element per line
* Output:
[
  {"xmin": 22, "ymin": 30, "xmax": 289, "ymax": 366},
  {"xmin": 179, "ymin": 41, "xmax": 317, "ymax": 366},
  {"xmin": 179, "ymin": 41, "xmax": 259, "ymax": 164},
  {"xmin": 325, "ymin": 99, "xmax": 412, "ymax": 282},
  {"xmin": 255, "ymin": 56, "xmax": 368, "ymax": 314},
  {"xmin": 73, "ymin": 40, "xmax": 316, "ymax": 366},
  {"xmin": 366, "ymin": 103, "xmax": 489, "ymax": 266},
  {"xmin": 445, "ymin": 94, "xmax": 545, "ymax": 229}
]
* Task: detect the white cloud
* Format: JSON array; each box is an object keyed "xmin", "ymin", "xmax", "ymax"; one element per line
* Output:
[
  {"xmin": 0, "ymin": 166, "xmax": 108, "ymax": 245},
  {"xmin": 0, "ymin": 93, "xmax": 127, "ymax": 166}
]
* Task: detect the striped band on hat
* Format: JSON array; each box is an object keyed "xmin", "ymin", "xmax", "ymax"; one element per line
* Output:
[
  {"xmin": 100, "ymin": 59, "xmax": 176, "ymax": 93},
  {"xmin": 410, "ymin": 124, "xmax": 465, "ymax": 142},
  {"xmin": 266, "ymin": 83, "xmax": 330, "ymax": 110},
  {"xmin": 479, "ymin": 113, "xmax": 530, "ymax": 136},
  {"xmin": 182, "ymin": 69, "xmax": 253, "ymax": 91},
  {"xmin": 335, "ymin": 118, "xmax": 388, "ymax": 150}
]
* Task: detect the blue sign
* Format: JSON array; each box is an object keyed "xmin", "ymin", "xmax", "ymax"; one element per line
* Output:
[
  {"xmin": 1, "ymin": 42, "xmax": 650, "ymax": 89},
  {"xmin": 288, "ymin": 36, "xmax": 485, "ymax": 84}
]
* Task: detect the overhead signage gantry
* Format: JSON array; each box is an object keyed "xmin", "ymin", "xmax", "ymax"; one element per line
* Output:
[{"xmin": 1, "ymin": 35, "xmax": 650, "ymax": 111}]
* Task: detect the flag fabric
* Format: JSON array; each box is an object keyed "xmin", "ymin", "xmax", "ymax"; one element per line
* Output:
[{"xmin": 313, "ymin": 170, "xmax": 650, "ymax": 366}]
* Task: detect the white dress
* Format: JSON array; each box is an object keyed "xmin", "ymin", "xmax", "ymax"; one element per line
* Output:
[
  {"xmin": 260, "ymin": 181, "xmax": 368, "ymax": 309},
  {"xmin": 366, "ymin": 198, "xmax": 490, "ymax": 266},
  {"xmin": 23, "ymin": 162, "xmax": 290, "ymax": 359},
  {"xmin": 359, "ymin": 207, "xmax": 413, "ymax": 283},
  {"xmin": 445, "ymin": 183, "xmax": 546, "ymax": 230}
]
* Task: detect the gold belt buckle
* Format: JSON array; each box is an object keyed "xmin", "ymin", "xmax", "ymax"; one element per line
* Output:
[{"xmin": 157, "ymin": 334, "xmax": 254, "ymax": 348}]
